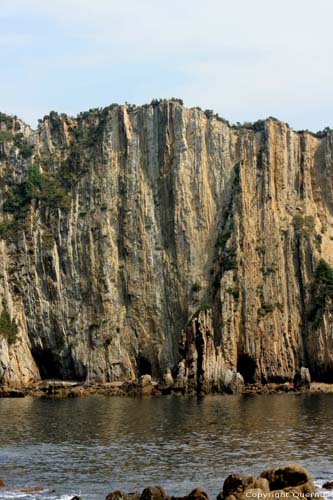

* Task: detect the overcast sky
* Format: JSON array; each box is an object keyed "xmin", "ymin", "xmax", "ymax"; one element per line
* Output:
[{"xmin": 1, "ymin": 0, "xmax": 332, "ymax": 130}]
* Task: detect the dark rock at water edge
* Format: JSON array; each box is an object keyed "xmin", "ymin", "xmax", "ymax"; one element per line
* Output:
[
  {"xmin": 294, "ymin": 367, "xmax": 311, "ymax": 391},
  {"xmin": 105, "ymin": 465, "xmax": 322, "ymax": 500}
]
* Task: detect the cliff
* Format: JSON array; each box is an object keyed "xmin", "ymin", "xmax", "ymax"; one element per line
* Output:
[{"xmin": 0, "ymin": 100, "xmax": 332, "ymax": 390}]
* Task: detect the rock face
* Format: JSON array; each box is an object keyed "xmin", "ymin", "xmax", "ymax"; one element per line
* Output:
[{"xmin": 0, "ymin": 101, "xmax": 333, "ymax": 389}]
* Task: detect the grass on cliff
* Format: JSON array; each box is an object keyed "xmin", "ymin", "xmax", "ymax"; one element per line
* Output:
[
  {"xmin": 0, "ymin": 306, "xmax": 18, "ymax": 345},
  {"xmin": 308, "ymin": 258, "xmax": 333, "ymax": 323},
  {"xmin": 187, "ymin": 304, "xmax": 211, "ymax": 325},
  {"xmin": 3, "ymin": 164, "xmax": 71, "ymax": 216},
  {"xmin": 292, "ymin": 214, "xmax": 315, "ymax": 236}
]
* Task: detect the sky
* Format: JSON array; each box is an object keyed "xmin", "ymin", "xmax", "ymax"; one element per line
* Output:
[{"xmin": 1, "ymin": 0, "xmax": 332, "ymax": 131}]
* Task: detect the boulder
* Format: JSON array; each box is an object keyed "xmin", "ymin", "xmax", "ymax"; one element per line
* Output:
[
  {"xmin": 222, "ymin": 370, "xmax": 245, "ymax": 394},
  {"xmin": 253, "ymin": 478, "xmax": 269, "ymax": 493},
  {"xmin": 139, "ymin": 375, "xmax": 152, "ymax": 387},
  {"xmin": 218, "ymin": 465, "xmax": 320, "ymax": 500},
  {"xmin": 294, "ymin": 367, "xmax": 311, "ymax": 391},
  {"xmin": 218, "ymin": 474, "xmax": 256, "ymax": 499},
  {"xmin": 323, "ymin": 481, "xmax": 333, "ymax": 490},
  {"xmin": 260, "ymin": 464, "xmax": 312, "ymax": 490},
  {"xmin": 229, "ymin": 373, "xmax": 245, "ymax": 394},
  {"xmin": 186, "ymin": 488, "xmax": 208, "ymax": 500},
  {"xmin": 141, "ymin": 486, "xmax": 166, "ymax": 500},
  {"xmin": 106, "ymin": 491, "xmax": 124, "ymax": 500},
  {"xmin": 106, "ymin": 492, "xmax": 141, "ymax": 500},
  {"xmin": 158, "ymin": 370, "xmax": 174, "ymax": 394},
  {"xmin": 138, "ymin": 375, "xmax": 153, "ymax": 395}
]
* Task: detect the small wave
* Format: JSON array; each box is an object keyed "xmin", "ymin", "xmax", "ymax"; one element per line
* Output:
[
  {"xmin": 315, "ymin": 480, "xmax": 333, "ymax": 500},
  {"xmin": 0, "ymin": 491, "xmax": 77, "ymax": 500}
]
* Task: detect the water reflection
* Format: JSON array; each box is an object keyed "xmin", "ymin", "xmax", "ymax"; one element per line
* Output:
[{"xmin": 0, "ymin": 394, "xmax": 332, "ymax": 500}]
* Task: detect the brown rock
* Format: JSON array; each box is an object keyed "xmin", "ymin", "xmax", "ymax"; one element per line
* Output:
[
  {"xmin": 253, "ymin": 478, "xmax": 270, "ymax": 493},
  {"xmin": 219, "ymin": 474, "xmax": 256, "ymax": 499},
  {"xmin": 141, "ymin": 486, "xmax": 166, "ymax": 500},
  {"xmin": 186, "ymin": 488, "xmax": 208, "ymax": 500},
  {"xmin": 260, "ymin": 464, "xmax": 312, "ymax": 490},
  {"xmin": 323, "ymin": 482, "xmax": 333, "ymax": 490},
  {"xmin": 0, "ymin": 480, "xmax": 4, "ymax": 487},
  {"xmin": 106, "ymin": 492, "xmax": 141, "ymax": 500}
]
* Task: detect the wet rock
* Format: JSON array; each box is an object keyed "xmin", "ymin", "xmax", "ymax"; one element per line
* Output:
[
  {"xmin": 225, "ymin": 373, "xmax": 245, "ymax": 395},
  {"xmin": 70, "ymin": 496, "xmax": 81, "ymax": 500},
  {"xmin": 139, "ymin": 375, "xmax": 152, "ymax": 387},
  {"xmin": 139, "ymin": 375, "xmax": 153, "ymax": 395},
  {"xmin": 105, "ymin": 491, "xmax": 125, "ymax": 500},
  {"xmin": 106, "ymin": 492, "xmax": 141, "ymax": 500},
  {"xmin": 158, "ymin": 370, "xmax": 174, "ymax": 394},
  {"xmin": 323, "ymin": 482, "xmax": 333, "ymax": 490},
  {"xmin": 186, "ymin": 487, "xmax": 208, "ymax": 500},
  {"xmin": 260, "ymin": 464, "xmax": 312, "ymax": 490},
  {"xmin": 294, "ymin": 367, "xmax": 311, "ymax": 391},
  {"xmin": 141, "ymin": 486, "xmax": 166, "ymax": 500},
  {"xmin": 217, "ymin": 465, "xmax": 321, "ymax": 500},
  {"xmin": 218, "ymin": 474, "xmax": 256, "ymax": 499},
  {"xmin": 0, "ymin": 389, "xmax": 25, "ymax": 398}
]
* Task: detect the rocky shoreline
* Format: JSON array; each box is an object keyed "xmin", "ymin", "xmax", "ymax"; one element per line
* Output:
[
  {"xmin": 1, "ymin": 374, "xmax": 333, "ymax": 399},
  {"xmin": 93, "ymin": 465, "xmax": 327, "ymax": 500},
  {"xmin": 0, "ymin": 464, "xmax": 329, "ymax": 500}
]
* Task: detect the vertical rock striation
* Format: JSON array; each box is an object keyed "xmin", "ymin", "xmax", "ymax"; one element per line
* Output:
[{"xmin": 0, "ymin": 101, "xmax": 332, "ymax": 390}]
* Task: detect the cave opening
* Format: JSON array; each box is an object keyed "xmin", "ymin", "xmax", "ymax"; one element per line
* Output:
[
  {"xmin": 31, "ymin": 348, "xmax": 62, "ymax": 380},
  {"xmin": 237, "ymin": 353, "xmax": 257, "ymax": 384},
  {"xmin": 137, "ymin": 355, "xmax": 152, "ymax": 376}
]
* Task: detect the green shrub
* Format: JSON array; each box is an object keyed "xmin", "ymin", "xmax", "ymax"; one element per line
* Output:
[
  {"xmin": 226, "ymin": 287, "xmax": 240, "ymax": 301},
  {"xmin": 0, "ymin": 221, "xmax": 15, "ymax": 239},
  {"xmin": 257, "ymin": 303, "xmax": 275, "ymax": 317},
  {"xmin": 0, "ymin": 131, "xmax": 12, "ymax": 143},
  {"xmin": 216, "ymin": 230, "xmax": 231, "ymax": 248},
  {"xmin": 292, "ymin": 214, "xmax": 315, "ymax": 236},
  {"xmin": 308, "ymin": 259, "xmax": 333, "ymax": 323},
  {"xmin": 187, "ymin": 304, "xmax": 211, "ymax": 324},
  {"xmin": 315, "ymin": 233, "xmax": 322, "ymax": 248},
  {"xmin": 42, "ymin": 230, "xmax": 55, "ymax": 251},
  {"xmin": 0, "ymin": 306, "xmax": 18, "ymax": 345},
  {"xmin": 3, "ymin": 164, "xmax": 71, "ymax": 216},
  {"xmin": 19, "ymin": 143, "xmax": 34, "ymax": 159}
]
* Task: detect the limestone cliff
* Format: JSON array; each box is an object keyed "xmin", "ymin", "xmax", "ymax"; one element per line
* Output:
[{"xmin": 0, "ymin": 101, "xmax": 332, "ymax": 389}]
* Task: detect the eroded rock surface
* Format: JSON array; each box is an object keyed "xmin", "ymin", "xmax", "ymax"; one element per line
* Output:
[{"xmin": 0, "ymin": 102, "xmax": 333, "ymax": 390}]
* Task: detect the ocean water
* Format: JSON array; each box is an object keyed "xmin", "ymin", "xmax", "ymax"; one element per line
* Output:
[{"xmin": 0, "ymin": 393, "xmax": 332, "ymax": 500}]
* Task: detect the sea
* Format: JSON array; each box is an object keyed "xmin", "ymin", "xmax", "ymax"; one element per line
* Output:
[{"xmin": 0, "ymin": 393, "xmax": 332, "ymax": 500}]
